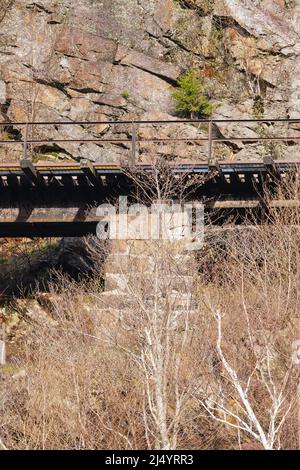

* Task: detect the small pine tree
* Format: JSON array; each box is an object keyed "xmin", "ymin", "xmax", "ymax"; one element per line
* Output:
[{"xmin": 173, "ymin": 70, "xmax": 213, "ymax": 118}]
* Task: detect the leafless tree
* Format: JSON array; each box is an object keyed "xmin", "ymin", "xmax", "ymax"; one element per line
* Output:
[
  {"xmin": 95, "ymin": 238, "xmax": 201, "ymax": 450},
  {"xmin": 196, "ymin": 302, "xmax": 295, "ymax": 450},
  {"xmin": 193, "ymin": 179, "xmax": 300, "ymax": 449},
  {"xmin": 122, "ymin": 154, "xmax": 211, "ymax": 205}
]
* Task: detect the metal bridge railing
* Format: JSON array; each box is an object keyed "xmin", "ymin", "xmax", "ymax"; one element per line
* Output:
[{"xmin": 0, "ymin": 118, "xmax": 300, "ymax": 165}]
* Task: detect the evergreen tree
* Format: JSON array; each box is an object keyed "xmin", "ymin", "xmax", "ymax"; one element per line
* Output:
[{"xmin": 173, "ymin": 70, "xmax": 213, "ymax": 118}]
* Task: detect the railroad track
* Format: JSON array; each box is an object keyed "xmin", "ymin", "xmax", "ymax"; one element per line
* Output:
[
  {"xmin": 0, "ymin": 117, "xmax": 300, "ymax": 237},
  {"xmin": 0, "ymin": 159, "xmax": 297, "ymax": 237}
]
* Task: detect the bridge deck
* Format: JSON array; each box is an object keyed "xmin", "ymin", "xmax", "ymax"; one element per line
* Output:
[
  {"xmin": 0, "ymin": 159, "xmax": 298, "ymax": 237},
  {"xmin": 0, "ymin": 116, "xmax": 299, "ymax": 236},
  {"xmin": 0, "ymin": 160, "xmax": 298, "ymax": 176}
]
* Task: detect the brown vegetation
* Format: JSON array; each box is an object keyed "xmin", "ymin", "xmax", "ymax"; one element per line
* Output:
[{"xmin": 0, "ymin": 179, "xmax": 300, "ymax": 450}]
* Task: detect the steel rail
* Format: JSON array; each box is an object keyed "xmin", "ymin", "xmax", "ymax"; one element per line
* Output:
[
  {"xmin": 1, "ymin": 137, "xmax": 300, "ymax": 145},
  {"xmin": 0, "ymin": 118, "xmax": 300, "ymax": 126},
  {"xmin": 0, "ymin": 160, "xmax": 298, "ymax": 169},
  {"xmin": 0, "ymin": 117, "xmax": 300, "ymax": 165}
]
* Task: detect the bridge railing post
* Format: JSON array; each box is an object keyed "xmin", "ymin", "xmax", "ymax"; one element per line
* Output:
[
  {"xmin": 208, "ymin": 119, "xmax": 213, "ymax": 165},
  {"xmin": 23, "ymin": 122, "xmax": 29, "ymax": 161},
  {"xmin": 131, "ymin": 122, "xmax": 137, "ymax": 165},
  {"xmin": 0, "ymin": 324, "xmax": 5, "ymax": 366}
]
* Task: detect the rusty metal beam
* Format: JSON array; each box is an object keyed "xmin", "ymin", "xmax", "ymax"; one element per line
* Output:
[
  {"xmin": 0, "ymin": 118, "xmax": 299, "ymax": 151},
  {"xmin": 20, "ymin": 159, "xmax": 39, "ymax": 185},
  {"xmin": 263, "ymin": 156, "xmax": 282, "ymax": 181},
  {"xmin": 0, "ymin": 118, "xmax": 300, "ymax": 126},
  {"xmin": 0, "ymin": 160, "xmax": 299, "ymax": 179},
  {"xmin": 2, "ymin": 136, "xmax": 300, "ymax": 145},
  {"xmin": 0, "ymin": 206, "xmax": 99, "ymax": 223},
  {"xmin": 0, "ymin": 199, "xmax": 298, "ymax": 224},
  {"xmin": 207, "ymin": 200, "xmax": 260, "ymax": 209},
  {"xmin": 80, "ymin": 159, "xmax": 102, "ymax": 187}
]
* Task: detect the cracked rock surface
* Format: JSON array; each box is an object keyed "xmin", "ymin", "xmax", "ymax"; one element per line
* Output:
[{"xmin": 0, "ymin": 0, "xmax": 300, "ymax": 162}]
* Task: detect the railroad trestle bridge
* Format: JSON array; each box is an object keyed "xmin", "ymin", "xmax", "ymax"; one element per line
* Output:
[{"xmin": 0, "ymin": 118, "xmax": 300, "ymax": 237}]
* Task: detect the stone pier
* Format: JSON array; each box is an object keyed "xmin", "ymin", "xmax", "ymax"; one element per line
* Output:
[{"xmin": 99, "ymin": 210, "xmax": 201, "ymax": 316}]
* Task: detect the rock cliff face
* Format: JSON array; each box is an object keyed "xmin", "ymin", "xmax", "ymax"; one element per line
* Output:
[{"xmin": 1, "ymin": 0, "xmax": 300, "ymax": 162}]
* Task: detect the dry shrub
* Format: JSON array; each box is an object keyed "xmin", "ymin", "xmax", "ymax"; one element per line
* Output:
[
  {"xmin": 0, "ymin": 177, "xmax": 300, "ymax": 449},
  {"xmin": 194, "ymin": 178, "xmax": 300, "ymax": 449},
  {"xmin": 100, "ymin": 240, "xmax": 210, "ymax": 450},
  {"xmin": 0, "ymin": 276, "xmax": 145, "ymax": 450},
  {"xmin": 0, "ymin": 240, "xmax": 213, "ymax": 450}
]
